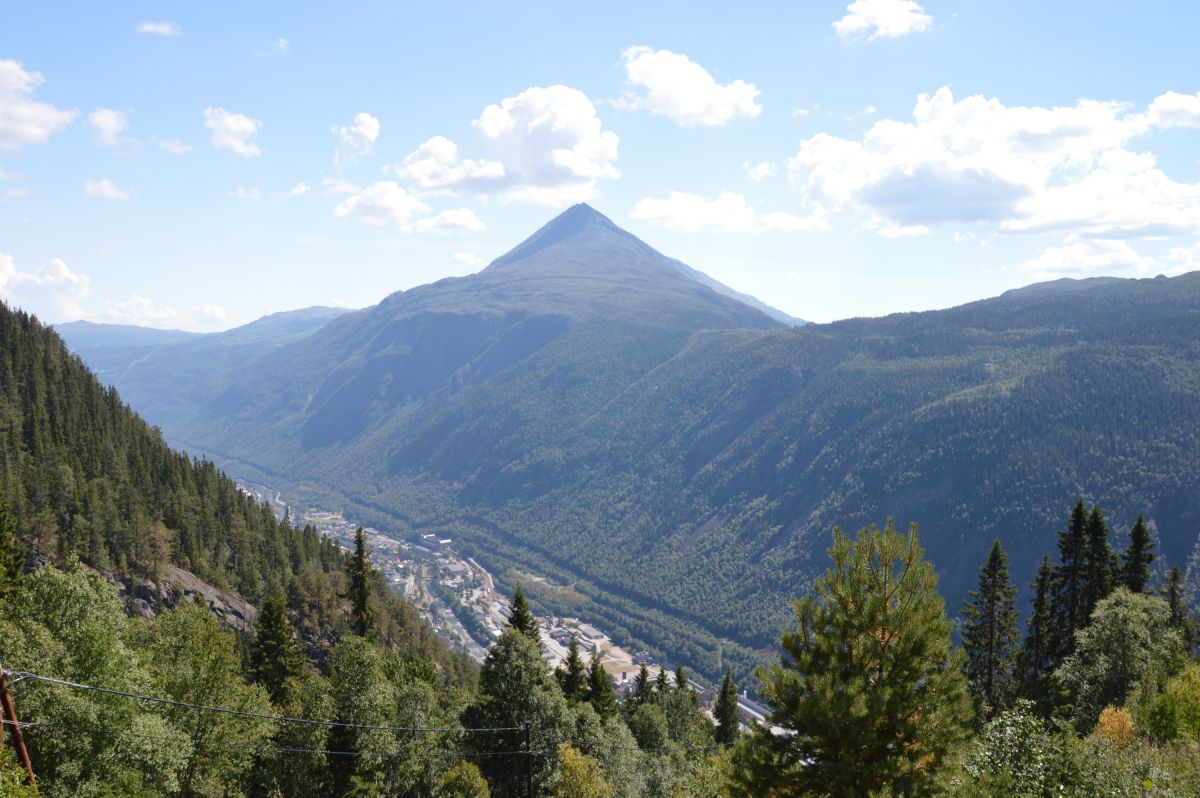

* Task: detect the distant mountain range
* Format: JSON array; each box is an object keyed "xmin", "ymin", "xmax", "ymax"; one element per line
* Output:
[{"xmin": 57, "ymin": 204, "xmax": 1200, "ymax": 685}]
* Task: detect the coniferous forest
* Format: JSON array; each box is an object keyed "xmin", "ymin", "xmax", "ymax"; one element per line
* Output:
[{"xmin": 1, "ymin": 300, "xmax": 1199, "ymax": 796}]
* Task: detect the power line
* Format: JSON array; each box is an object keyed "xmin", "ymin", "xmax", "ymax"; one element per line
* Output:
[
  {"xmin": 2, "ymin": 718, "xmax": 543, "ymax": 760},
  {"xmin": 4, "ymin": 670, "xmax": 521, "ymax": 734}
]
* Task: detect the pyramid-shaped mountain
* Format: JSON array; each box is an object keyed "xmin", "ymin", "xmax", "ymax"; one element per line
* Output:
[{"xmin": 61, "ymin": 206, "xmax": 1200, "ymax": 690}]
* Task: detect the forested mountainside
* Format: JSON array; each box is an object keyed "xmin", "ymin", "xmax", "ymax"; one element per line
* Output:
[
  {"xmin": 59, "ymin": 205, "xmax": 1200, "ymax": 688},
  {"xmin": 0, "ymin": 300, "xmax": 473, "ymax": 681}
]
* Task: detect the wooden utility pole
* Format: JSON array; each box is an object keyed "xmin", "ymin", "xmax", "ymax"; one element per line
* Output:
[{"xmin": 0, "ymin": 666, "xmax": 37, "ymax": 793}]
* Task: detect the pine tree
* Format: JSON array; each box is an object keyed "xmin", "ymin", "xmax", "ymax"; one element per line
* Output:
[
  {"xmin": 1121, "ymin": 514, "xmax": 1155, "ymax": 593},
  {"xmin": 1082, "ymin": 504, "xmax": 1116, "ymax": 621},
  {"xmin": 587, "ymin": 651, "xmax": 618, "ymax": 720},
  {"xmin": 632, "ymin": 664, "xmax": 652, "ymax": 707},
  {"xmin": 1051, "ymin": 500, "xmax": 1089, "ymax": 659},
  {"xmin": 0, "ymin": 502, "xmax": 24, "ymax": 600},
  {"xmin": 1165, "ymin": 565, "xmax": 1195, "ymax": 654},
  {"xmin": 251, "ymin": 591, "xmax": 304, "ymax": 703},
  {"xmin": 346, "ymin": 527, "xmax": 375, "ymax": 639},
  {"xmin": 653, "ymin": 666, "xmax": 669, "ymax": 700},
  {"xmin": 557, "ymin": 636, "xmax": 588, "ymax": 701},
  {"xmin": 674, "ymin": 664, "xmax": 689, "ymax": 693},
  {"xmin": 1019, "ymin": 554, "xmax": 1057, "ymax": 714},
  {"xmin": 962, "ymin": 539, "xmax": 1020, "ymax": 721},
  {"xmin": 731, "ymin": 521, "xmax": 971, "ymax": 796},
  {"xmin": 506, "ymin": 584, "xmax": 539, "ymax": 643},
  {"xmin": 714, "ymin": 668, "xmax": 739, "ymax": 746}
]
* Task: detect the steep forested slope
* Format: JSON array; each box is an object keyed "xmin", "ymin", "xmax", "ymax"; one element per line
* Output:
[{"xmin": 0, "ymin": 300, "xmax": 473, "ymax": 683}]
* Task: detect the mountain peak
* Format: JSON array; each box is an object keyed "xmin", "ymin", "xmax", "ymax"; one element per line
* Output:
[{"xmin": 486, "ymin": 203, "xmax": 655, "ymax": 270}]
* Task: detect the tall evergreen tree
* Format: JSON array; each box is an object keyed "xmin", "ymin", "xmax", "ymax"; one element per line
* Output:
[
  {"xmin": 346, "ymin": 527, "xmax": 376, "ymax": 639},
  {"xmin": 506, "ymin": 584, "xmax": 539, "ymax": 643},
  {"xmin": 1082, "ymin": 504, "xmax": 1116, "ymax": 621},
  {"xmin": 1019, "ymin": 554, "xmax": 1057, "ymax": 714},
  {"xmin": 962, "ymin": 539, "xmax": 1020, "ymax": 720},
  {"xmin": 674, "ymin": 664, "xmax": 689, "ymax": 693},
  {"xmin": 632, "ymin": 664, "xmax": 652, "ymax": 707},
  {"xmin": 0, "ymin": 502, "xmax": 24, "ymax": 600},
  {"xmin": 1165, "ymin": 565, "xmax": 1195, "ymax": 654},
  {"xmin": 714, "ymin": 668, "xmax": 739, "ymax": 746},
  {"xmin": 653, "ymin": 666, "xmax": 669, "ymax": 699},
  {"xmin": 731, "ymin": 521, "xmax": 971, "ymax": 797},
  {"xmin": 587, "ymin": 651, "xmax": 618, "ymax": 720},
  {"xmin": 557, "ymin": 636, "xmax": 588, "ymax": 701},
  {"xmin": 1121, "ymin": 513, "xmax": 1155, "ymax": 593},
  {"xmin": 1051, "ymin": 500, "xmax": 1089, "ymax": 659},
  {"xmin": 251, "ymin": 592, "xmax": 305, "ymax": 703}
]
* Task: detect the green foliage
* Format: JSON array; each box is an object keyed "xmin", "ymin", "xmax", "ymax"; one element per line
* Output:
[
  {"xmin": 506, "ymin": 584, "xmax": 539, "ymax": 643},
  {"xmin": 586, "ymin": 652, "xmax": 618, "ymax": 721},
  {"xmin": 1121, "ymin": 514, "xmax": 1154, "ymax": 593},
  {"xmin": 558, "ymin": 637, "xmax": 588, "ymax": 701},
  {"xmin": 134, "ymin": 599, "xmax": 276, "ymax": 797},
  {"xmin": 0, "ymin": 503, "xmax": 23, "ymax": 600},
  {"xmin": 630, "ymin": 664, "xmax": 651, "ymax": 708},
  {"xmin": 1134, "ymin": 661, "xmax": 1200, "ymax": 744},
  {"xmin": 1054, "ymin": 588, "xmax": 1186, "ymax": 732},
  {"xmin": 554, "ymin": 744, "xmax": 613, "ymax": 798},
  {"xmin": 733, "ymin": 521, "xmax": 972, "ymax": 797},
  {"xmin": 251, "ymin": 591, "xmax": 305, "ymax": 703},
  {"xmin": 346, "ymin": 527, "xmax": 377, "ymax": 639},
  {"xmin": 713, "ymin": 668, "xmax": 739, "ymax": 747},
  {"xmin": 1018, "ymin": 554, "xmax": 1057, "ymax": 714},
  {"xmin": 963, "ymin": 539, "xmax": 1020, "ymax": 721},
  {"xmin": 462, "ymin": 629, "xmax": 568, "ymax": 796},
  {"xmin": 627, "ymin": 704, "xmax": 669, "ymax": 751},
  {"xmin": 1164, "ymin": 565, "xmax": 1195, "ymax": 653},
  {"xmin": 435, "ymin": 761, "xmax": 491, "ymax": 798}
]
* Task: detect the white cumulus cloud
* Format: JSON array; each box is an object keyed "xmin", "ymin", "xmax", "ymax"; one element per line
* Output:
[
  {"xmin": 407, "ymin": 208, "xmax": 486, "ymax": 235},
  {"xmin": 333, "ymin": 180, "xmax": 484, "ymax": 234},
  {"xmin": 137, "ymin": 21, "xmax": 181, "ymax": 37},
  {"xmin": 204, "ymin": 107, "xmax": 262, "ymax": 157},
  {"xmin": 630, "ymin": 191, "xmax": 827, "ymax": 233},
  {"xmin": 743, "ymin": 161, "xmax": 776, "ymax": 182},
  {"xmin": 333, "ymin": 112, "xmax": 380, "ymax": 171},
  {"xmin": 88, "ymin": 108, "xmax": 129, "ymax": 146},
  {"xmin": 617, "ymin": 46, "xmax": 761, "ymax": 127},
  {"xmin": 0, "ymin": 60, "xmax": 78, "ymax": 150},
  {"xmin": 1016, "ymin": 239, "xmax": 1155, "ymax": 280},
  {"xmin": 387, "ymin": 85, "xmax": 619, "ymax": 206},
  {"xmin": 1167, "ymin": 241, "xmax": 1200, "ymax": 275},
  {"xmin": 286, "ymin": 182, "xmax": 311, "ymax": 196},
  {"xmin": 833, "ymin": 0, "xmax": 933, "ymax": 42},
  {"xmin": 0, "ymin": 254, "xmax": 90, "ymax": 321},
  {"xmin": 101, "ymin": 295, "xmax": 180, "ymax": 326},
  {"xmin": 787, "ymin": 86, "xmax": 1200, "ymax": 239},
  {"xmin": 197, "ymin": 304, "xmax": 228, "ymax": 326},
  {"xmin": 84, "ymin": 178, "xmax": 133, "ymax": 200},
  {"xmin": 387, "ymin": 135, "xmax": 505, "ymax": 191}
]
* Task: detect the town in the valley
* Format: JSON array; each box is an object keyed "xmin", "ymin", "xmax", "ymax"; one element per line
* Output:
[{"xmin": 240, "ymin": 483, "xmax": 771, "ymax": 726}]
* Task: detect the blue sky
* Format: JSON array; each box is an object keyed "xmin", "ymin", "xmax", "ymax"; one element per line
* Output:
[{"xmin": 2, "ymin": 1, "xmax": 1199, "ymax": 329}]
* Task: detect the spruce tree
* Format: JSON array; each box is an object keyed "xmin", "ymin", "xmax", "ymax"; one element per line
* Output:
[
  {"xmin": 674, "ymin": 664, "xmax": 689, "ymax": 693},
  {"xmin": 962, "ymin": 539, "xmax": 1019, "ymax": 720},
  {"xmin": 731, "ymin": 521, "xmax": 971, "ymax": 796},
  {"xmin": 587, "ymin": 651, "xmax": 618, "ymax": 720},
  {"xmin": 251, "ymin": 592, "xmax": 304, "ymax": 703},
  {"xmin": 0, "ymin": 502, "xmax": 24, "ymax": 600},
  {"xmin": 1019, "ymin": 554, "xmax": 1057, "ymax": 714},
  {"xmin": 1121, "ymin": 514, "xmax": 1155, "ymax": 593},
  {"xmin": 632, "ymin": 664, "xmax": 652, "ymax": 707},
  {"xmin": 506, "ymin": 584, "xmax": 539, "ymax": 643},
  {"xmin": 557, "ymin": 636, "xmax": 588, "ymax": 701},
  {"xmin": 1082, "ymin": 504, "xmax": 1116, "ymax": 621},
  {"xmin": 346, "ymin": 527, "xmax": 375, "ymax": 639},
  {"xmin": 714, "ymin": 668, "xmax": 739, "ymax": 746},
  {"xmin": 1051, "ymin": 500, "xmax": 1089, "ymax": 658},
  {"xmin": 1165, "ymin": 565, "xmax": 1195, "ymax": 654},
  {"xmin": 654, "ymin": 666, "xmax": 669, "ymax": 699}
]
